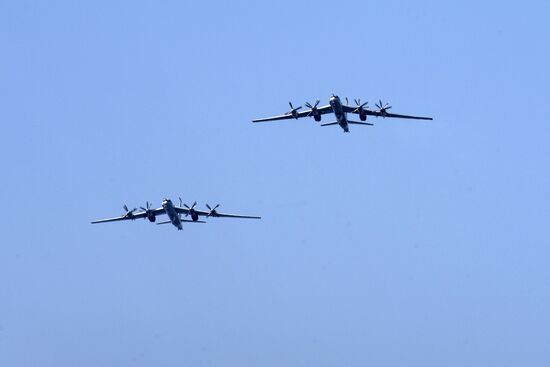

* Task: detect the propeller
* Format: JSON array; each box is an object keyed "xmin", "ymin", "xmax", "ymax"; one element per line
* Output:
[
  {"xmin": 140, "ymin": 201, "xmax": 154, "ymax": 217},
  {"xmin": 345, "ymin": 97, "xmax": 349, "ymax": 106},
  {"xmin": 286, "ymin": 102, "xmax": 302, "ymax": 119},
  {"xmin": 353, "ymin": 98, "xmax": 369, "ymax": 113},
  {"xmin": 123, "ymin": 204, "xmax": 137, "ymax": 218},
  {"xmin": 375, "ymin": 99, "xmax": 392, "ymax": 115},
  {"xmin": 183, "ymin": 201, "xmax": 197, "ymax": 217},
  {"xmin": 140, "ymin": 201, "xmax": 152, "ymax": 211},
  {"xmin": 206, "ymin": 203, "xmax": 220, "ymax": 217},
  {"xmin": 305, "ymin": 100, "xmax": 320, "ymax": 117},
  {"xmin": 178, "ymin": 197, "xmax": 183, "ymax": 207}
]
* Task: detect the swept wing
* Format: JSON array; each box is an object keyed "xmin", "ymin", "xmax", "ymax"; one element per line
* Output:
[
  {"xmin": 91, "ymin": 207, "xmax": 165, "ymax": 224},
  {"xmin": 252, "ymin": 105, "xmax": 332, "ymax": 123},
  {"xmin": 344, "ymin": 105, "xmax": 432, "ymax": 120},
  {"xmin": 174, "ymin": 205, "xmax": 260, "ymax": 219}
]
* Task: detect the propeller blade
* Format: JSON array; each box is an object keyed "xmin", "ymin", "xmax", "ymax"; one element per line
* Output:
[
  {"xmin": 286, "ymin": 102, "xmax": 302, "ymax": 116},
  {"xmin": 305, "ymin": 100, "xmax": 319, "ymax": 116},
  {"xmin": 124, "ymin": 206, "xmax": 137, "ymax": 217},
  {"xmin": 207, "ymin": 203, "xmax": 220, "ymax": 217},
  {"xmin": 353, "ymin": 100, "xmax": 369, "ymax": 113}
]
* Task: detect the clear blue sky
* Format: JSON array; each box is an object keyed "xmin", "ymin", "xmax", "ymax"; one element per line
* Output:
[{"xmin": 1, "ymin": 0, "xmax": 549, "ymax": 366}]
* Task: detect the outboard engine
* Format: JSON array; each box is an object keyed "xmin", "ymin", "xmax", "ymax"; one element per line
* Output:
[
  {"xmin": 314, "ymin": 114, "xmax": 321, "ymax": 122},
  {"xmin": 147, "ymin": 213, "xmax": 156, "ymax": 222},
  {"xmin": 359, "ymin": 112, "xmax": 367, "ymax": 121},
  {"xmin": 191, "ymin": 212, "xmax": 199, "ymax": 222}
]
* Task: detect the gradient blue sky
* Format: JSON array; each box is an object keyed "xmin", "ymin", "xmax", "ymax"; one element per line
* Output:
[{"xmin": 1, "ymin": 0, "xmax": 550, "ymax": 366}]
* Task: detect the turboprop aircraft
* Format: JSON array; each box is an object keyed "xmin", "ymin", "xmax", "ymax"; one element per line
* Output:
[
  {"xmin": 91, "ymin": 198, "xmax": 260, "ymax": 231},
  {"xmin": 253, "ymin": 95, "xmax": 433, "ymax": 132}
]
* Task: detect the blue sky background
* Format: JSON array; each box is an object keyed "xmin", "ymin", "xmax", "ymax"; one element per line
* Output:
[{"xmin": 1, "ymin": 0, "xmax": 549, "ymax": 366}]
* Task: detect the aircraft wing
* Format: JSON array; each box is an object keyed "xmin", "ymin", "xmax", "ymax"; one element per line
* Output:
[
  {"xmin": 365, "ymin": 109, "xmax": 433, "ymax": 120},
  {"xmin": 173, "ymin": 206, "xmax": 212, "ymax": 218},
  {"xmin": 207, "ymin": 211, "xmax": 261, "ymax": 219},
  {"xmin": 252, "ymin": 105, "xmax": 332, "ymax": 123},
  {"xmin": 173, "ymin": 206, "xmax": 196, "ymax": 216},
  {"xmin": 343, "ymin": 105, "xmax": 432, "ymax": 120},
  {"xmin": 174, "ymin": 206, "xmax": 260, "ymax": 219},
  {"xmin": 91, "ymin": 207, "xmax": 165, "ymax": 224},
  {"xmin": 91, "ymin": 211, "xmax": 148, "ymax": 224}
]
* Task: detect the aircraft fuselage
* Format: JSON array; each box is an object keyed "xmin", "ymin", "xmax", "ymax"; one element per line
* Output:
[
  {"xmin": 162, "ymin": 199, "xmax": 183, "ymax": 230},
  {"xmin": 329, "ymin": 95, "xmax": 349, "ymax": 132}
]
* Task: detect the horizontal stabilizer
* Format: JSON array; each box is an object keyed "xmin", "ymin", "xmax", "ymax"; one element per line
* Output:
[
  {"xmin": 156, "ymin": 219, "xmax": 206, "ymax": 225},
  {"xmin": 348, "ymin": 120, "xmax": 374, "ymax": 126},
  {"xmin": 320, "ymin": 121, "xmax": 339, "ymax": 127}
]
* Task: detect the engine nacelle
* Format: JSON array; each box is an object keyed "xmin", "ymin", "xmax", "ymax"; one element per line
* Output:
[
  {"xmin": 191, "ymin": 212, "xmax": 199, "ymax": 222},
  {"xmin": 147, "ymin": 214, "xmax": 156, "ymax": 222},
  {"xmin": 359, "ymin": 112, "xmax": 367, "ymax": 121},
  {"xmin": 314, "ymin": 114, "xmax": 321, "ymax": 122}
]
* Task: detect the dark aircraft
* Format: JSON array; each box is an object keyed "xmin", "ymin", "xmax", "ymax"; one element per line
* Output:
[
  {"xmin": 253, "ymin": 95, "xmax": 433, "ymax": 132},
  {"xmin": 91, "ymin": 198, "xmax": 260, "ymax": 231}
]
